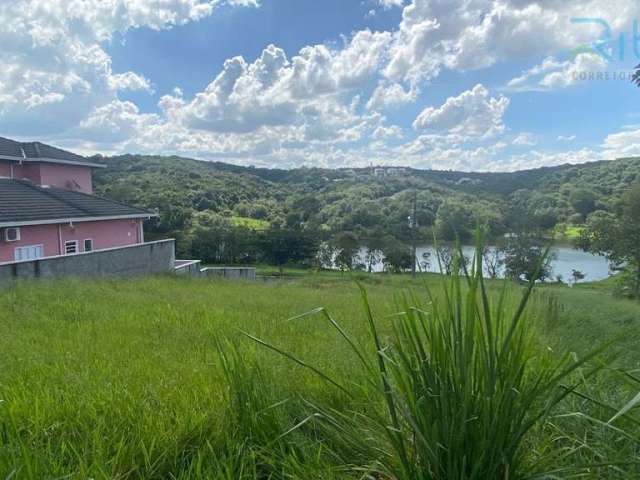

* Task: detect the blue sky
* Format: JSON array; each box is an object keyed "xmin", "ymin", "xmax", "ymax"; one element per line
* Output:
[{"xmin": 2, "ymin": 0, "xmax": 640, "ymax": 171}]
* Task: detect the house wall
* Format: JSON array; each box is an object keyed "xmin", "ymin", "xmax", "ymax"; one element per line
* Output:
[
  {"xmin": 39, "ymin": 163, "xmax": 93, "ymax": 193},
  {"xmin": 8, "ymin": 162, "xmax": 42, "ymax": 184},
  {"xmin": 0, "ymin": 224, "xmax": 61, "ymax": 261},
  {"xmin": 0, "ymin": 160, "xmax": 12, "ymax": 178},
  {"xmin": 0, "ymin": 239, "xmax": 176, "ymax": 286},
  {"xmin": 0, "ymin": 219, "xmax": 144, "ymax": 263},
  {"xmin": 0, "ymin": 160, "xmax": 93, "ymax": 193}
]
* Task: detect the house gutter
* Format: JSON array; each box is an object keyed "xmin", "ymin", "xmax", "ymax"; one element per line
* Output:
[
  {"xmin": 0, "ymin": 154, "xmax": 106, "ymax": 169},
  {"xmin": 0, "ymin": 214, "xmax": 157, "ymax": 228}
]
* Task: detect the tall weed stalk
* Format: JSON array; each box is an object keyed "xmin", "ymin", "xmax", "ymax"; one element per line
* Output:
[{"xmin": 244, "ymin": 234, "xmax": 610, "ymax": 479}]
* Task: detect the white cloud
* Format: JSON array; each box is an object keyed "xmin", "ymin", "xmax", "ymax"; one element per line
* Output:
[
  {"xmin": 602, "ymin": 127, "xmax": 640, "ymax": 159},
  {"xmin": 412, "ymin": 84, "xmax": 509, "ymax": 139},
  {"xmin": 78, "ymin": 100, "xmax": 159, "ymax": 143},
  {"xmin": 378, "ymin": 0, "xmax": 404, "ymax": 9},
  {"xmin": 0, "ymin": 0, "xmax": 257, "ymax": 134},
  {"xmin": 2, "ymin": 0, "xmax": 632, "ymax": 172},
  {"xmin": 502, "ymin": 148, "xmax": 600, "ymax": 171},
  {"xmin": 229, "ymin": 0, "xmax": 261, "ymax": 6},
  {"xmin": 512, "ymin": 132, "xmax": 537, "ymax": 146},
  {"xmin": 175, "ymin": 31, "xmax": 391, "ymax": 136},
  {"xmin": 366, "ymin": 82, "xmax": 418, "ymax": 111},
  {"xmin": 66, "ymin": 32, "xmax": 394, "ymax": 163},
  {"xmin": 367, "ymin": 0, "xmax": 404, "ymax": 17},
  {"xmin": 506, "ymin": 54, "xmax": 607, "ymax": 92},
  {"xmin": 372, "ymin": 124, "xmax": 404, "ymax": 140},
  {"xmin": 558, "ymin": 135, "xmax": 577, "ymax": 142},
  {"xmin": 387, "ymin": 135, "xmax": 600, "ymax": 172},
  {"xmin": 108, "ymin": 72, "xmax": 153, "ymax": 93},
  {"xmin": 385, "ymin": 0, "xmax": 640, "ymax": 87}
]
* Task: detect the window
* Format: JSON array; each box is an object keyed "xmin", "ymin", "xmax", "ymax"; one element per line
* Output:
[
  {"xmin": 65, "ymin": 240, "xmax": 78, "ymax": 254},
  {"xmin": 14, "ymin": 245, "xmax": 43, "ymax": 261},
  {"xmin": 4, "ymin": 227, "xmax": 20, "ymax": 242},
  {"xmin": 84, "ymin": 239, "xmax": 93, "ymax": 252}
]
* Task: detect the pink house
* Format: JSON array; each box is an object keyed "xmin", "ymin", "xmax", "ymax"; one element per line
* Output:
[{"xmin": 0, "ymin": 137, "xmax": 155, "ymax": 264}]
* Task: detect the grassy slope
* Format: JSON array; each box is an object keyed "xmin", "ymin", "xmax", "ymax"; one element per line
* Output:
[
  {"xmin": 540, "ymin": 281, "xmax": 640, "ymax": 369},
  {"xmin": 0, "ymin": 275, "xmax": 402, "ymax": 478},
  {"xmin": 1, "ymin": 274, "xmax": 639, "ymax": 477}
]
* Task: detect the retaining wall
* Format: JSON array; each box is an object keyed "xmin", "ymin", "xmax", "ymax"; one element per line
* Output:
[
  {"xmin": 174, "ymin": 260, "xmax": 203, "ymax": 276},
  {"xmin": 0, "ymin": 239, "xmax": 175, "ymax": 286},
  {"xmin": 201, "ymin": 267, "xmax": 257, "ymax": 281}
]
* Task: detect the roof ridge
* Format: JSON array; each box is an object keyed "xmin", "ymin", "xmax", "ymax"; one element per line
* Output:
[
  {"xmin": 0, "ymin": 179, "xmax": 84, "ymax": 216},
  {"xmin": 36, "ymin": 185, "xmax": 96, "ymax": 216},
  {"xmin": 46, "ymin": 185, "xmax": 150, "ymax": 213},
  {"xmin": 15, "ymin": 180, "xmax": 94, "ymax": 216},
  {"xmin": 0, "ymin": 178, "xmax": 154, "ymax": 225},
  {"xmin": 10, "ymin": 180, "xmax": 148, "ymax": 215}
]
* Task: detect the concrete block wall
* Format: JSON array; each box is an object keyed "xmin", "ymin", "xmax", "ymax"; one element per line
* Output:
[
  {"xmin": 174, "ymin": 260, "xmax": 203, "ymax": 276},
  {"xmin": 201, "ymin": 267, "xmax": 257, "ymax": 281},
  {"xmin": 0, "ymin": 239, "xmax": 175, "ymax": 286}
]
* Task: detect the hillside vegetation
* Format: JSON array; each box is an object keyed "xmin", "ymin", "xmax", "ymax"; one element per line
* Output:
[
  {"xmin": 1, "ymin": 273, "xmax": 639, "ymax": 478},
  {"xmin": 93, "ymin": 155, "xmax": 640, "ymax": 254}
]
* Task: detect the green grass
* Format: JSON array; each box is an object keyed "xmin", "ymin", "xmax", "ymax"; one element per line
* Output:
[
  {"xmin": 554, "ymin": 223, "xmax": 585, "ymax": 241},
  {"xmin": 229, "ymin": 216, "xmax": 270, "ymax": 230},
  {"xmin": 0, "ymin": 270, "xmax": 639, "ymax": 478}
]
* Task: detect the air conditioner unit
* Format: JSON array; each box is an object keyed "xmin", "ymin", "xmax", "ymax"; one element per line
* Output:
[{"xmin": 3, "ymin": 227, "xmax": 20, "ymax": 242}]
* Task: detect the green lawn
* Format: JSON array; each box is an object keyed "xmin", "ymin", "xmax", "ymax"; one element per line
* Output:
[
  {"xmin": 554, "ymin": 223, "xmax": 585, "ymax": 241},
  {"xmin": 1, "ymin": 273, "xmax": 639, "ymax": 478},
  {"xmin": 229, "ymin": 216, "xmax": 270, "ymax": 230}
]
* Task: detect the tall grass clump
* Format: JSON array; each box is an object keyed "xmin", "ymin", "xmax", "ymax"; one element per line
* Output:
[{"xmin": 245, "ymin": 235, "xmax": 610, "ymax": 479}]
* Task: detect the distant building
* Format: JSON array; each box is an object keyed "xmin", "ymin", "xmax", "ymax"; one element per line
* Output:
[
  {"xmin": 0, "ymin": 137, "xmax": 155, "ymax": 263},
  {"xmin": 387, "ymin": 167, "xmax": 407, "ymax": 177},
  {"xmin": 455, "ymin": 177, "xmax": 482, "ymax": 186},
  {"xmin": 374, "ymin": 167, "xmax": 408, "ymax": 178}
]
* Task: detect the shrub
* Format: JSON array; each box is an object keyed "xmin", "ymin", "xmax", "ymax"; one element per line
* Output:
[{"xmin": 245, "ymin": 236, "xmax": 609, "ymax": 479}]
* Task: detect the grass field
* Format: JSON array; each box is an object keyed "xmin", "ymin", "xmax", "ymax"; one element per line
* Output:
[
  {"xmin": 230, "ymin": 216, "xmax": 270, "ymax": 230},
  {"xmin": 1, "ymin": 272, "xmax": 639, "ymax": 478},
  {"xmin": 553, "ymin": 223, "xmax": 585, "ymax": 242}
]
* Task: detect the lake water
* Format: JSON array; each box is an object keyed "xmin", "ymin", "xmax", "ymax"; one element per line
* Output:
[{"xmin": 362, "ymin": 245, "xmax": 612, "ymax": 283}]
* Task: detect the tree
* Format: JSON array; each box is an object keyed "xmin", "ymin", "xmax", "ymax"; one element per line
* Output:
[
  {"xmin": 632, "ymin": 64, "xmax": 640, "ymax": 87},
  {"xmin": 332, "ymin": 231, "xmax": 361, "ymax": 271},
  {"xmin": 191, "ymin": 218, "xmax": 260, "ymax": 265},
  {"xmin": 571, "ymin": 269, "xmax": 586, "ymax": 284},
  {"xmin": 570, "ymin": 188, "xmax": 597, "ymax": 220},
  {"xmin": 435, "ymin": 201, "xmax": 474, "ymax": 242},
  {"xmin": 503, "ymin": 235, "xmax": 554, "ymax": 282},
  {"xmin": 362, "ymin": 231, "xmax": 386, "ymax": 273},
  {"xmin": 483, "ymin": 246, "xmax": 505, "ymax": 279},
  {"xmin": 435, "ymin": 245, "xmax": 455, "ymax": 275},
  {"xmin": 315, "ymin": 242, "xmax": 336, "ymax": 270},
  {"xmin": 260, "ymin": 228, "xmax": 319, "ymax": 274},
  {"xmin": 382, "ymin": 238, "xmax": 413, "ymax": 273},
  {"xmin": 579, "ymin": 183, "xmax": 640, "ymax": 297},
  {"xmin": 191, "ymin": 217, "xmax": 234, "ymax": 264}
]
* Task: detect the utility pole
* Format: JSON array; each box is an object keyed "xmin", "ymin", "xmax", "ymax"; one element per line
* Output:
[{"xmin": 410, "ymin": 191, "xmax": 418, "ymax": 278}]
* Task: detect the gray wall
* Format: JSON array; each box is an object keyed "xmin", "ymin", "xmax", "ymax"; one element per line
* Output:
[
  {"xmin": 201, "ymin": 267, "xmax": 256, "ymax": 281},
  {"xmin": 174, "ymin": 260, "xmax": 202, "ymax": 276},
  {"xmin": 0, "ymin": 239, "xmax": 175, "ymax": 286}
]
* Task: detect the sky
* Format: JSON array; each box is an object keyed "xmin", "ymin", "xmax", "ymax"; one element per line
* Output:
[{"xmin": 2, "ymin": 0, "xmax": 640, "ymax": 172}]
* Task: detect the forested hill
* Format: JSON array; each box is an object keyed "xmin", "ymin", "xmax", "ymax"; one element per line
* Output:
[{"xmin": 92, "ymin": 154, "xmax": 640, "ymax": 247}]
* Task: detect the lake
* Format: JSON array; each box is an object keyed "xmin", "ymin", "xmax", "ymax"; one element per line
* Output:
[{"xmin": 362, "ymin": 245, "xmax": 612, "ymax": 283}]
